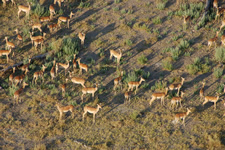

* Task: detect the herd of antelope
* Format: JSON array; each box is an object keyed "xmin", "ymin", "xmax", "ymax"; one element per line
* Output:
[{"xmin": 1, "ymin": 0, "xmax": 225, "ymax": 126}]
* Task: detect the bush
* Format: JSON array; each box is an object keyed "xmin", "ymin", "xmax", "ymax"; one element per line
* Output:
[
  {"xmin": 178, "ymin": 39, "xmax": 189, "ymax": 50},
  {"xmin": 152, "ymin": 17, "xmax": 162, "ymax": 24},
  {"xmin": 151, "ymin": 80, "xmax": 167, "ymax": 91},
  {"xmin": 213, "ymin": 68, "xmax": 223, "ymax": 78},
  {"xmin": 215, "ymin": 47, "xmax": 225, "ymax": 62},
  {"xmin": 125, "ymin": 39, "xmax": 133, "ymax": 46},
  {"xmin": 138, "ymin": 54, "xmax": 148, "ymax": 65},
  {"xmin": 33, "ymin": 3, "xmax": 45, "ymax": 17},
  {"xmin": 170, "ymin": 47, "xmax": 181, "ymax": 61},
  {"xmin": 124, "ymin": 71, "xmax": 138, "ymax": 84},
  {"xmin": 162, "ymin": 59, "xmax": 173, "ymax": 71},
  {"xmin": 156, "ymin": 0, "xmax": 167, "ymax": 10},
  {"xmin": 186, "ymin": 57, "xmax": 211, "ymax": 75},
  {"xmin": 62, "ymin": 38, "xmax": 80, "ymax": 55}
]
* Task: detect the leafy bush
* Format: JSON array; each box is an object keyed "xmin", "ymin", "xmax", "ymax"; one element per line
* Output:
[
  {"xmin": 33, "ymin": 3, "xmax": 45, "ymax": 17},
  {"xmin": 124, "ymin": 71, "xmax": 138, "ymax": 84},
  {"xmin": 151, "ymin": 80, "xmax": 167, "ymax": 91},
  {"xmin": 213, "ymin": 68, "xmax": 223, "ymax": 78},
  {"xmin": 62, "ymin": 38, "xmax": 80, "ymax": 55},
  {"xmin": 170, "ymin": 47, "xmax": 181, "ymax": 61},
  {"xmin": 138, "ymin": 54, "xmax": 148, "ymax": 65},
  {"xmin": 215, "ymin": 47, "xmax": 225, "ymax": 62},
  {"xmin": 156, "ymin": 0, "xmax": 167, "ymax": 10},
  {"xmin": 186, "ymin": 57, "xmax": 210, "ymax": 75},
  {"xmin": 162, "ymin": 59, "xmax": 173, "ymax": 71},
  {"xmin": 152, "ymin": 17, "xmax": 162, "ymax": 24},
  {"xmin": 178, "ymin": 39, "xmax": 189, "ymax": 50},
  {"xmin": 125, "ymin": 39, "xmax": 133, "ymax": 46}
]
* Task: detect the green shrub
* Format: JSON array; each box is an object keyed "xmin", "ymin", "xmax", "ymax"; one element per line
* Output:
[
  {"xmin": 170, "ymin": 47, "xmax": 181, "ymax": 61},
  {"xmin": 178, "ymin": 39, "xmax": 189, "ymax": 50},
  {"xmin": 62, "ymin": 38, "xmax": 80, "ymax": 55},
  {"xmin": 162, "ymin": 59, "xmax": 173, "ymax": 71},
  {"xmin": 33, "ymin": 3, "xmax": 45, "ymax": 17},
  {"xmin": 130, "ymin": 111, "xmax": 140, "ymax": 120},
  {"xmin": 124, "ymin": 71, "xmax": 138, "ymax": 84},
  {"xmin": 121, "ymin": 9, "xmax": 126, "ymax": 14},
  {"xmin": 156, "ymin": 0, "xmax": 167, "ymax": 10},
  {"xmin": 114, "ymin": 0, "xmax": 120, "ymax": 4},
  {"xmin": 215, "ymin": 47, "xmax": 225, "ymax": 62},
  {"xmin": 213, "ymin": 68, "xmax": 223, "ymax": 78},
  {"xmin": 138, "ymin": 54, "xmax": 148, "ymax": 65},
  {"xmin": 186, "ymin": 57, "xmax": 211, "ymax": 75},
  {"xmin": 152, "ymin": 17, "xmax": 162, "ymax": 24},
  {"xmin": 125, "ymin": 39, "xmax": 133, "ymax": 46},
  {"xmin": 151, "ymin": 80, "xmax": 167, "ymax": 91}
]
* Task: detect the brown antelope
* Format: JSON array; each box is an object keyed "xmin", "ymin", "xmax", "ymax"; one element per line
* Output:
[
  {"xmin": 124, "ymin": 91, "xmax": 132, "ymax": 104},
  {"xmin": 221, "ymin": 35, "xmax": 225, "ymax": 46},
  {"xmin": 9, "ymin": 67, "xmax": 16, "ymax": 85},
  {"xmin": 34, "ymin": 38, "xmax": 44, "ymax": 51},
  {"xmin": 30, "ymin": 32, "xmax": 46, "ymax": 45},
  {"xmin": 40, "ymin": 14, "xmax": 53, "ymax": 23},
  {"xmin": 55, "ymin": 102, "xmax": 74, "ymax": 120},
  {"xmin": 72, "ymin": 54, "xmax": 77, "ymax": 70},
  {"xmin": 170, "ymin": 91, "xmax": 185, "ymax": 109},
  {"xmin": 216, "ymin": 7, "xmax": 225, "ymax": 20},
  {"xmin": 14, "ymin": 29, "xmax": 23, "ymax": 44},
  {"xmin": 33, "ymin": 65, "xmax": 47, "ymax": 84},
  {"xmin": 61, "ymin": 79, "xmax": 68, "ymax": 97},
  {"xmin": 31, "ymin": 23, "xmax": 42, "ymax": 32},
  {"xmin": 220, "ymin": 20, "xmax": 225, "ymax": 31},
  {"xmin": 109, "ymin": 49, "xmax": 123, "ymax": 66},
  {"xmin": 14, "ymin": 69, "xmax": 28, "ymax": 86},
  {"xmin": 57, "ymin": 60, "xmax": 70, "ymax": 75},
  {"xmin": 149, "ymin": 87, "xmax": 168, "ymax": 106},
  {"xmin": 18, "ymin": 3, "xmax": 31, "ymax": 19},
  {"xmin": 213, "ymin": 0, "xmax": 218, "ymax": 10},
  {"xmin": 14, "ymin": 82, "xmax": 28, "ymax": 104},
  {"xmin": 58, "ymin": 12, "xmax": 75, "ymax": 28},
  {"xmin": 113, "ymin": 71, "xmax": 123, "ymax": 91},
  {"xmin": 128, "ymin": 77, "xmax": 145, "ymax": 94},
  {"xmin": 169, "ymin": 77, "xmax": 185, "ymax": 95},
  {"xmin": 81, "ymin": 84, "xmax": 99, "ymax": 102},
  {"xmin": 48, "ymin": 23, "xmax": 59, "ymax": 33},
  {"xmin": 50, "ymin": 60, "xmax": 58, "ymax": 80},
  {"xmin": 54, "ymin": 0, "xmax": 64, "ymax": 8},
  {"xmin": 208, "ymin": 31, "xmax": 219, "ymax": 49},
  {"xmin": 78, "ymin": 32, "xmax": 86, "ymax": 46},
  {"xmin": 203, "ymin": 93, "xmax": 220, "ymax": 110},
  {"xmin": 69, "ymin": 71, "xmax": 86, "ymax": 87},
  {"xmin": 199, "ymin": 81, "xmax": 205, "ymax": 100},
  {"xmin": 0, "ymin": 48, "xmax": 12, "ymax": 63},
  {"xmin": 5, "ymin": 37, "xmax": 15, "ymax": 50},
  {"xmin": 49, "ymin": 4, "xmax": 56, "ymax": 15},
  {"xmin": 77, "ymin": 57, "xmax": 88, "ymax": 75},
  {"xmin": 173, "ymin": 108, "xmax": 191, "ymax": 126},
  {"xmin": 21, "ymin": 58, "xmax": 31, "ymax": 72},
  {"xmin": 83, "ymin": 104, "xmax": 102, "ymax": 123},
  {"xmin": 183, "ymin": 16, "xmax": 191, "ymax": 27}
]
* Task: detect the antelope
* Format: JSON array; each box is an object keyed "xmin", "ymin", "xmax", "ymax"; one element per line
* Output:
[
  {"xmin": 169, "ymin": 77, "xmax": 185, "ymax": 95},
  {"xmin": 170, "ymin": 91, "xmax": 185, "ymax": 109},
  {"xmin": 83, "ymin": 104, "xmax": 102, "ymax": 123},
  {"xmin": 9, "ymin": 67, "xmax": 16, "ymax": 85},
  {"xmin": 57, "ymin": 60, "xmax": 70, "ymax": 75},
  {"xmin": 72, "ymin": 54, "xmax": 77, "ymax": 70},
  {"xmin": 81, "ymin": 84, "xmax": 99, "ymax": 102},
  {"xmin": 61, "ymin": 79, "xmax": 68, "ymax": 97},
  {"xmin": 220, "ymin": 20, "xmax": 225, "ymax": 31},
  {"xmin": 21, "ymin": 58, "xmax": 31, "ymax": 72},
  {"xmin": 34, "ymin": 38, "xmax": 44, "ymax": 51},
  {"xmin": 183, "ymin": 16, "xmax": 191, "ymax": 27},
  {"xmin": 199, "ymin": 81, "xmax": 205, "ymax": 100},
  {"xmin": 224, "ymin": 84, "xmax": 225, "ymax": 93},
  {"xmin": 2, "ymin": 0, "xmax": 6, "ymax": 7},
  {"xmin": 208, "ymin": 31, "xmax": 219, "ymax": 49},
  {"xmin": 149, "ymin": 88, "xmax": 168, "ymax": 106},
  {"xmin": 54, "ymin": 0, "xmax": 64, "ymax": 8},
  {"xmin": 14, "ymin": 82, "xmax": 28, "ymax": 104},
  {"xmin": 50, "ymin": 60, "xmax": 58, "ymax": 80},
  {"xmin": 0, "ymin": 48, "xmax": 12, "ymax": 63},
  {"xmin": 49, "ymin": 4, "xmax": 56, "ymax": 15},
  {"xmin": 18, "ymin": 3, "xmax": 31, "ymax": 19},
  {"xmin": 213, "ymin": 0, "xmax": 218, "ymax": 10},
  {"xmin": 221, "ymin": 35, "xmax": 225, "ymax": 46},
  {"xmin": 109, "ymin": 49, "xmax": 123, "ymax": 66},
  {"xmin": 14, "ymin": 69, "xmax": 28, "ymax": 86},
  {"xmin": 5, "ymin": 37, "xmax": 15, "ymax": 50},
  {"xmin": 216, "ymin": 7, "xmax": 225, "ymax": 20},
  {"xmin": 40, "ymin": 14, "xmax": 53, "ymax": 23},
  {"xmin": 113, "ymin": 71, "xmax": 123, "ymax": 91},
  {"xmin": 48, "ymin": 23, "xmax": 59, "ymax": 33},
  {"xmin": 58, "ymin": 12, "xmax": 75, "ymax": 28},
  {"xmin": 31, "ymin": 23, "xmax": 42, "ymax": 32},
  {"xmin": 78, "ymin": 32, "xmax": 86, "ymax": 46},
  {"xmin": 124, "ymin": 91, "xmax": 132, "ymax": 104},
  {"xmin": 55, "ymin": 102, "xmax": 74, "ymax": 120},
  {"xmin": 14, "ymin": 29, "xmax": 23, "ymax": 44},
  {"xmin": 32, "ymin": 65, "xmax": 47, "ymax": 84},
  {"xmin": 203, "ymin": 93, "xmax": 220, "ymax": 110},
  {"xmin": 77, "ymin": 57, "xmax": 88, "ymax": 75},
  {"xmin": 30, "ymin": 32, "xmax": 46, "ymax": 45},
  {"xmin": 173, "ymin": 108, "xmax": 191, "ymax": 126},
  {"xmin": 128, "ymin": 77, "xmax": 145, "ymax": 94},
  {"xmin": 69, "ymin": 71, "xmax": 86, "ymax": 87}
]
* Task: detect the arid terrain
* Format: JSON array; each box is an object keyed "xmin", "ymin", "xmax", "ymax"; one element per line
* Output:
[{"xmin": 1, "ymin": 0, "xmax": 225, "ymax": 149}]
